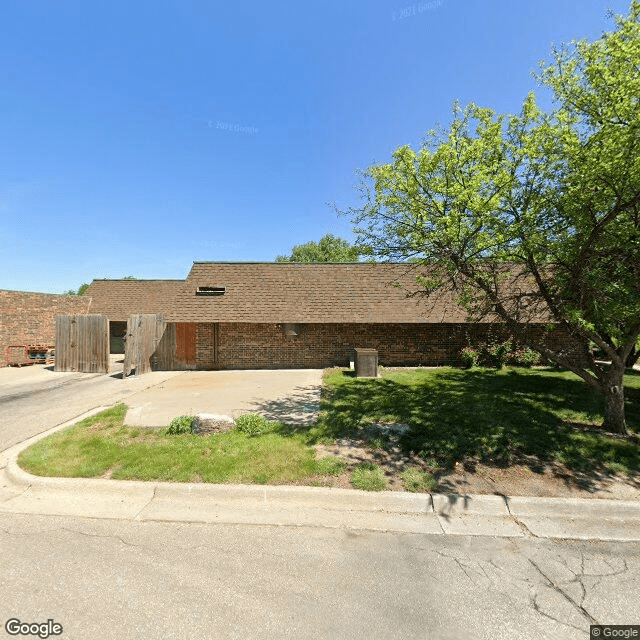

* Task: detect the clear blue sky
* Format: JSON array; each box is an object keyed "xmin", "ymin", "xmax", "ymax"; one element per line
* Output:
[{"xmin": 0, "ymin": 0, "xmax": 630, "ymax": 293}]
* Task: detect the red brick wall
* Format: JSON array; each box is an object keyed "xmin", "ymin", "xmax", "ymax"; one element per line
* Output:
[
  {"xmin": 194, "ymin": 322, "xmax": 579, "ymax": 369},
  {"xmin": 0, "ymin": 290, "xmax": 92, "ymax": 366},
  {"xmin": 195, "ymin": 323, "xmax": 218, "ymax": 368}
]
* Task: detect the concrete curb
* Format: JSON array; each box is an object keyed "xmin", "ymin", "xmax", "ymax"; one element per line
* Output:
[
  {"xmin": 507, "ymin": 495, "xmax": 640, "ymax": 520},
  {"xmin": 432, "ymin": 493, "xmax": 509, "ymax": 516},
  {"xmin": 152, "ymin": 482, "xmax": 434, "ymax": 513},
  {"xmin": 5, "ymin": 458, "xmax": 435, "ymax": 514},
  {"xmin": 2, "ymin": 406, "xmax": 640, "ymax": 539},
  {"xmin": 6, "ymin": 457, "xmax": 155, "ymax": 498}
]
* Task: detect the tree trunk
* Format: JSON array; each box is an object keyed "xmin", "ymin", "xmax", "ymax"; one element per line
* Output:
[
  {"xmin": 626, "ymin": 346, "xmax": 639, "ymax": 369},
  {"xmin": 601, "ymin": 366, "xmax": 628, "ymax": 435}
]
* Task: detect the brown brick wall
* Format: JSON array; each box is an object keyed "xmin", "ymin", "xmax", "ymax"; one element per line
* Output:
[
  {"xmin": 0, "ymin": 290, "xmax": 92, "ymax": 366},
  {"xmin": 193, "ymin": 322, "xmax": 578, "ymax": 370},
  {"xmin": 195, "ymin": 323, "xmax": 218, "ymax": 368}
]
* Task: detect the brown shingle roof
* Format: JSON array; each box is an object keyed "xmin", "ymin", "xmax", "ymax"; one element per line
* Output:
[
  {"xmin": 181, "ymin": 262, "xmax": 458, "ymax": 323},
  {"xmin": 85, "ymin": 280, "xmax": 185, "ymax": 321},
  {"xmin": 85, "ymin": 262, "xmax": 550, "ymax": 323}
]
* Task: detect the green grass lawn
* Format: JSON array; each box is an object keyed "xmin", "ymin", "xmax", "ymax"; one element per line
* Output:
[
  {"xmin": 18, "ymin": 366, "xmax": 640, "ymax": 485},
  {"xmin": 309, "ymin": 366, "xmax": 640, "ymax": 475},
  {"xmin": 17, "ymin": 405, "xmax": 340, "ymax": 485}
]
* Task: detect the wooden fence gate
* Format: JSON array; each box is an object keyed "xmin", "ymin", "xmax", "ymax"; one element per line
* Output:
[
  {"xmin": 123, "ymin": 316, "xmax": 198, "ymax": 375},
  {"xmin": 123, "ymin": 314, "xmax": 166, "ymax": 376},
  {"xmin": 55, "ymin": 314, "xmax": 110, "ymax": 373}
]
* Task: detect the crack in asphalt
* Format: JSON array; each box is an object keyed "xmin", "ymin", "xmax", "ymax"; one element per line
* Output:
[
  {"xmin": 584, "ymin": 556, "xmax": 629, "ymax": 599},
  {"xmin": 528, "ymin": 557, "xmax": 599, "ymax": 627},
  {"xmin": 563, "ymin": 552, "xmax": 629, "ymax": 612},
  {"xmin": 0, "ymin": 520, "xmax": 241, "ymax": 559},
  {"xmin": 58, "ymin": 526, "xmax": 164, "ymax": 556},
  {"xmin": 2, "ymin": 513, "xmax": 638, "ymax": 637},
  {"xmin": 578, "ymin": 552, "xmax": 588, "ymax": 608},
  {"xmin": 529, "ymin": 589, "xmax": 587, "ymax": 633},
  {"xmin": 428, "ymin": 540, "xmax": 634, "ymax": 635},
  {"xmin": 432, "ymin": 548, "xmax": 504, "ymax": 589}
]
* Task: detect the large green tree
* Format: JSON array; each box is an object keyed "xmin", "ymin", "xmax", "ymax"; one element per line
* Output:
[
  {"xmin": 347, "ymin": 2, "xmax": 640, "ymax": 434},
  {"xmin": 275, "ymin": 233, "xmax": 362, "ymax": 263},
  {"xmin": 64, "ymin": 276, "xmax": 137, "ymax": 296},
  {"xmin": 64, "ymin": 283, "xmax": 90, "ymax": 296}
]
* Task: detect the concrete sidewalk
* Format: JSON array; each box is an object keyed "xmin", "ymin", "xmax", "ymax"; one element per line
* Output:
[{"xmin": 1, "ymin": 407, "xmax": 639, "ymax": 541}]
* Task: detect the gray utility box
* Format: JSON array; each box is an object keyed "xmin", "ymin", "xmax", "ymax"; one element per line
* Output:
[{"xmin": 354, "ymin": 348, "xmax": 378, "ymax": 378}]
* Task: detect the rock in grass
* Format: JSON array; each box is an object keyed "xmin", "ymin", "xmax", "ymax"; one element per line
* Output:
[{"xmin": 193, "ymin": 414, "xmax": 235, "ymax": 435}]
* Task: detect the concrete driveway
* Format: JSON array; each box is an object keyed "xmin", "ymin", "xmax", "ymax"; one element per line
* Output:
[
  {"xmin": 124, "ymin": 369, "xmax": 324, "ymax": 427},
  {"xmin": 0, "ymin": 361, "xmax": 323, "ymax": 453}
]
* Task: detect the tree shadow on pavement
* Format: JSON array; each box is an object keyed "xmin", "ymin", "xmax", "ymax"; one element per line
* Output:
[{"xmin": 249, "ymin": 387, "xmax": 321, "ymax": 427}]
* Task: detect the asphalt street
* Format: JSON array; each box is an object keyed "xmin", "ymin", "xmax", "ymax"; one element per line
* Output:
[{"xmin": 1, "ymin": 512, "xmax": 638, "ymax": 640}]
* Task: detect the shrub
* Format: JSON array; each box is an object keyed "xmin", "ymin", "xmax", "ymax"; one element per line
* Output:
[
  {"xmin": 166, "ymin": 415, "xmax": 195, "ymax": 435},
  {"xmin": 507, "ymin": 346, "xmax": 541, "ymax": 367},
  {"xmin": 460, "ymin": 347, "xmax": 479, "ymax": 369},
  {"xmin": 235, "ymin": 414, "xmax": 277, "ymax": 437},
  {"xmin": 402, "ymin": 468, "xmax": 436, "ymax": 492},
  {"xmin": 519, "ymin": 348, "xmax": 541, "ymax": 367},
  {"xmin": 489, "ymin": 340, "xmax": 512, "ymax": 369},
  {"xmin": 350, "ymin": 462, "xmax": 388, "ymax": 491},
  {"xmin": 461, "ymin": 339, "xmax": 545, "ymax": 368}
]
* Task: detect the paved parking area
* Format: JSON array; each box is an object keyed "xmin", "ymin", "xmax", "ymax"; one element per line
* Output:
[
  {"xmin": 0, "ymin": 362, "xmax": 324, "ymax": 452},
  {"xmin": 0, "ymin": 363, "xmax": 82, "ymax": 389},
  {"xmin": 124, "ymin": 369, "xmax": 324, "ymax": 427},
  {"xmin": 0, "ymin": 359, "xmax": 183, "ymax": 452}
]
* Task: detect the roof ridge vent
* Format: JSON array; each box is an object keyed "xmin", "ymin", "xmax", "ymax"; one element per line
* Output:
[{"xmin": 196, "ymin": 286, "xmax": 226, "ymax": 296}]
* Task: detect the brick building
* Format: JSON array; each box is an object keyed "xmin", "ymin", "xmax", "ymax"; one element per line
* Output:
[
  {"xmin": 81, "ymin": 262, "xmax": 569, "ymax": 370},
  {"xmin": 0, "ymin": 290, "xmax": 92, "ymax": 367}
]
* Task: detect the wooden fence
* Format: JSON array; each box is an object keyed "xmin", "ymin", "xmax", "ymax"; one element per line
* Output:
[
  {"xmin": 123, "ymin": 316, "xmax": 199, "ymax": 375},
  {"xmin": 123, "ymin": 314, "xmax": 165, "ymax": 376},
  {"xmin": 55, "ymin": 314, "xmax": 110, "ymax": 373}
]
